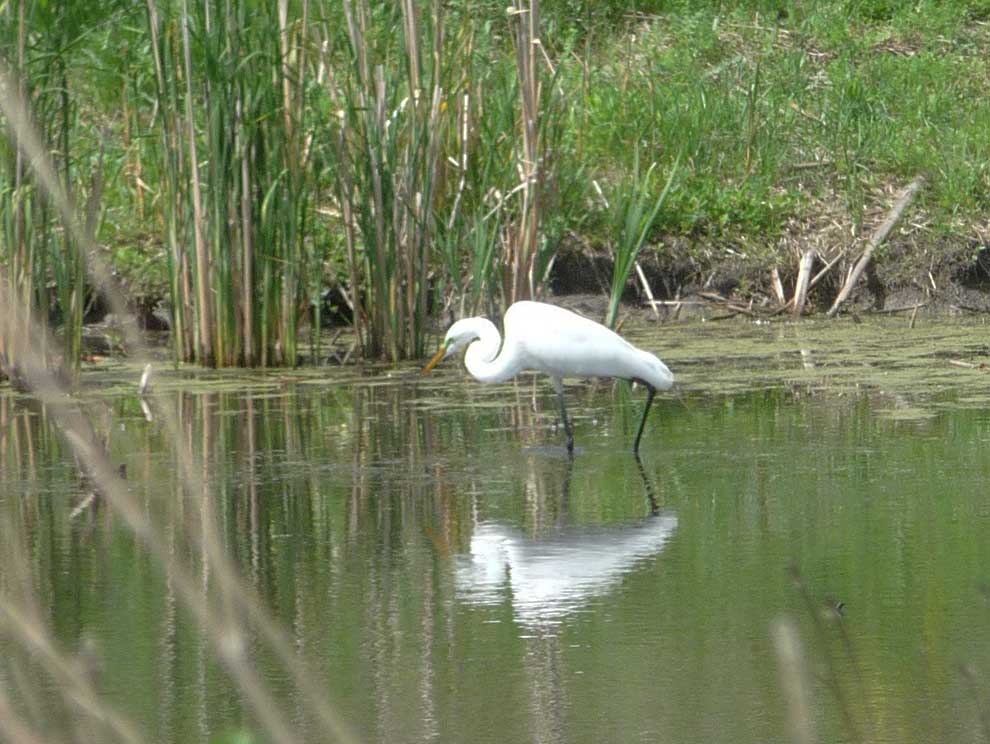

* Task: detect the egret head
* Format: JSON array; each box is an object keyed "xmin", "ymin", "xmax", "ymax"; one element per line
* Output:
[
  {"xmin": 421, "ymin": 320, "xmax": 482, "ymax": 374},
  {"xmin": 640, "ymin": 350, "xmax": 675, "ymax": 391}
]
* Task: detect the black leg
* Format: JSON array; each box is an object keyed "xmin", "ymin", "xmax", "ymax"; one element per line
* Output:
[
  {"xmin": 633, "ymin": 385, "xmax": 656, "ymax": 455},
  {"xmin": 554, "ymin": 379, "xmax": 574, "ymax": 456}
]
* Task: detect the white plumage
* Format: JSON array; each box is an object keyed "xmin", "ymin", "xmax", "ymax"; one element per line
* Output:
[
  {"xmin": 423, "ymin": 301, "xmax": 673, "ymax": 454},
  {"xmin": 456, "ymin": 514, "xmax": 678, "ymax": 627}
]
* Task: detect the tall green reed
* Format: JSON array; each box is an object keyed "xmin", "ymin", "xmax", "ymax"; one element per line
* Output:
[
  {"xmin": 603, "ymin": 151, "xmax": 679, "ymax": 329},
  {"xmin": 4, "ymin": 0, "xmax": 575, "ymax": 372},
  {"xmin": 0, "ymin": 0, "xmax": 100, "ymax": 384},
  {"xmin": 328, "ymin": 0, "xmax": 568, "ymax": 360},
  {"xmin": 144, "ymin": 0, "xmax": 319, "ymax": 367},
  {"xmin": 327, "ymin": 0, "xmax": 451, "ymax": 362}
]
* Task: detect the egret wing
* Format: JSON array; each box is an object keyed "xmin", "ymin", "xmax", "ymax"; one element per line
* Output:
[{"xmin": 503, "ymin": 302, "xmax": 641, "ymax": 380}]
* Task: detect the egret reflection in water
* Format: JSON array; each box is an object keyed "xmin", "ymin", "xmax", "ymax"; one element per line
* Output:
[
  {"xmin": 455, "ymin": 458, "xmax": 677, "ymax": 628},
  {"xmin": 456, "ymin": 514, "xmax": 678, "ymax": 627}
]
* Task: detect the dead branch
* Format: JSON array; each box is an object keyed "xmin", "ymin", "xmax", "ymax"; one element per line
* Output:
[
  {"xmin": 770, "ymin": 267, "xmax": 786, "ymax": 304},
  {"xmin": 949, "ymin": 359, "xmax": 987, "ymax": 370},
  {"xmin": 792, "ymin": 250, "xmax": 815, "ymax": 318},
  {"xmin": 826, "ymin": 176, "xmax": 926, "ymax": 318},
  {"xmin": 809, "ymin": 248, "xmax": 846, "ymax": 291},
  {"xmin": 635, "ymin": 261, "xmax": 660, "ymax": 320}
]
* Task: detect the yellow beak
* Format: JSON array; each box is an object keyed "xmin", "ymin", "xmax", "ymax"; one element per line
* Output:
[{"xmin": 421, "ymin": 343, "xmax": 448, "ymax": 375}]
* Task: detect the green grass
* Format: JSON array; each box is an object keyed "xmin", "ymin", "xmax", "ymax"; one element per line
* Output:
[{"xmin": 572, "ymin": 1, "xmax": 990, "ymax": 243}]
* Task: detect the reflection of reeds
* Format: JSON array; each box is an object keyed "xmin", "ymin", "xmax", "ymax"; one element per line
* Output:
[
  {"xmin": 1, "ymin": 348, "xmax": 483, "ymax": 741},
  {"xmin": 0, "ymin": 294, "xmax": 338, "ymax": 743}
]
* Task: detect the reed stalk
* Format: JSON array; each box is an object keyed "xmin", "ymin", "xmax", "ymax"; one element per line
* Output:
[
  {"xmin": 4, "ymin": 0, "xmax": 568, "ymax": 371},
  {"xmin": 179, "ymin": 0, "xmax": 214, "ymax": 366},
  {"xmin": 507, "ymin": 0, "xmax": 543, "ymax": 303},
  {"xmin": 329, "ymin": 0, "xmax": 449, "ymax": 361},
  {"xmin": 604, "ymin": 151, "xmax": 679, "ymax": 330},
  {"xmin": 0, "ymin": 0, "xmax": 90, "ymax": 385},
  {"xmin": 143, "ymin": 0, "xmax": 319, "ymax": 367},
  {"xmin": 144, "ymin": 0, "xmax": 191, "ymax": 360},
  {"xmin": 328, "ymin": 0, "xmax": 567, "ymax": 358}
]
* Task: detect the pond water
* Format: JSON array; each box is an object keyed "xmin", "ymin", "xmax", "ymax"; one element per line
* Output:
[{"xmin": 3, "ymin": 317, "xmax": 990, "ymax": 744}]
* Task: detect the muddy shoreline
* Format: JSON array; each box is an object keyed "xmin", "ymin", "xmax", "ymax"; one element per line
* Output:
[
  {"xmin": 550, "ymin": 239, "xmax": 990, "ymax": 321},
  {"xmin": 73, "ymin": 244, "xmax": 990, "ymax": 360}
]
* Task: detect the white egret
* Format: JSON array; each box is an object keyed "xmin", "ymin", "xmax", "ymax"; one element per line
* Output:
[{"xmin": 421, "ymin": 301, "xmax": 673, "ymax": 454}]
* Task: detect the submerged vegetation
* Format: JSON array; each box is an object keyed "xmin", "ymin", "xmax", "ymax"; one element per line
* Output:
[{"xmin": 2, "ymin": 0, "xmax": 990, "ymax": 372}]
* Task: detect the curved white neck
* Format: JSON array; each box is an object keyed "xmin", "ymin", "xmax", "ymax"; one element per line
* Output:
[{"xmin": 462, "ymin": 317, "xmax": 523, "ymax": 384}]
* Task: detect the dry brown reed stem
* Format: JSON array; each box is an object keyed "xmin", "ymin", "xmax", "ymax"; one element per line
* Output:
[
  {"xmin": 0, "ymin": 65, "xmax": 360, "ymax": 744},
  {"xmin": 827, "ymin": 175, "xmax": 925, "ymax": 317},
  {"xmin": 279, "ymin": 0, "xmax": 295, "ymax": 160},
  {"xmin": 0, "ymin": 604, "xmax": 142, "ymax": 744},
  {"xmin": 0, "ymin": 686, "xmax": 48, "ymax": 744},
  {"xmin": 509, "ymin": 0, "xmax": 543, "ymax": 302},
  {"xmin": 278, "ymin": 0, "xmax": 309, "ymax": 362},
  {"xmin": 237, "ymin": 94, "xmax": 256, "ymax": 366},
  {"xmin": 2, "ymin": 0, "xmax": 30, "ymax": 378},
  {"xmin": 447, "ymin": 91, "xmax": 471, "ymax": 233},
  {"xmin": 339, "ymin": 0, "xmax": 387, "ymax": 354},
  {"xmin": 333, "ymin": 0, "xmax": 447, "ymax": 360},
  {"xmin": 143, "ymin": 0, "xmax": 193, "ymax": 360},
  {"xmin": 180, "ymin": 0, "xmax": 215, "ymax": 365},
  {"xmin": 144, "ymin": 0, "xmax": 312, "ymax": 366}
]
